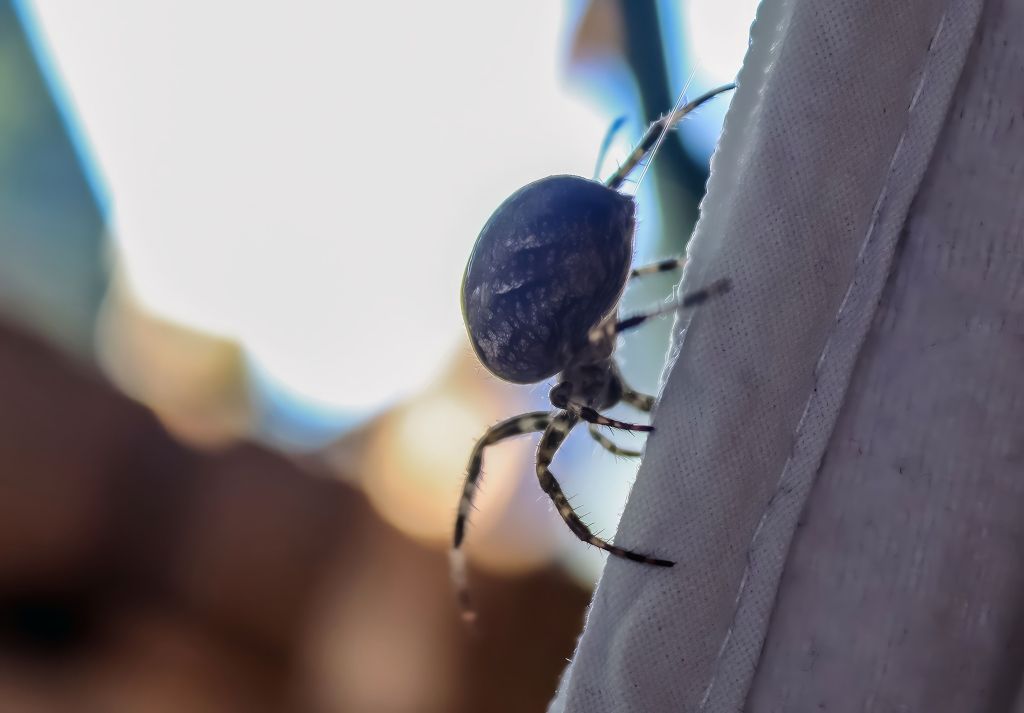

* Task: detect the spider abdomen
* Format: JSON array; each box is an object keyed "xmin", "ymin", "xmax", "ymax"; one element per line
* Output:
[{"xmin": 461, "ymin": 175, "xmax": 635, "ymax": 384}]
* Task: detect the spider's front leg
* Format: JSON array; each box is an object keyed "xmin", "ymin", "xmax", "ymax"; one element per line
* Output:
[
  {"xmin": 452, "ymin": 411, "xmax": 552, "ymax": 620},
  {"xmin": 536, "ymin": 411, "xmax": 673, "ymax": 567}
]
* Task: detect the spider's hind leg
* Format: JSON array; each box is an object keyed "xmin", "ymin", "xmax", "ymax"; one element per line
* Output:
[
  {"xmin": 589, "ymin": 423, "xmax": 643, "ymax": 458},
  {"xmin": 537, "ymin": 411, "xmax": 673, "ymax": 567},
  {"xmin": 454, "ymin": 411, "xmax": 552, "ymax": 548},
  {"xmin": 620, "ymin": 382, "xmax": 655, "ymax": 412},
  {"xmin": 452, "ymin": 410, "xmax": 551, "ymax": 621}
]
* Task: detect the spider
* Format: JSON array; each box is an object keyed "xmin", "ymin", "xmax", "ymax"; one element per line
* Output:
[{"xmin": 453, "ymin": 84, "xmax": 735, "ymax": 619}]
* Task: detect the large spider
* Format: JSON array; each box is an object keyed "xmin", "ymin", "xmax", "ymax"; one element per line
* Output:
[{"xmin": 452, "ymin": 85, "xmax": 734, "ymax": 619}]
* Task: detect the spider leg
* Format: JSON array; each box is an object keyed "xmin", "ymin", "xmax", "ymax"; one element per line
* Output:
[
  {"xmin": 590, "ymin": 278, "xmax": 732, "ymax": 344},
  {"xmin": 452, "ymin": 410, "xmax": 552, "ymax": 621},
  {"xmin": 630, "ymin": 257, "xmax": 684, "ymax": 279},
  {"xmin": 454, "ymin": 411, "xmax": 553, "ymax": 548},
  {"xmin": 537, "ymin": 411, "xmax": 673, "ymax": 566},
  {"xmin": 588, "ymin": 424, "xmax": 643, "ymax": 458},
  {"xmin": 605, "ymin": 84, "xmax": 735, "ymax": 190},
  {"xmin": 570, "ymin": 404, "xmax": 652, "ymax": 432},
  {"xmin": 621, "ymin": 388, "xmax": 655, "ymax": 412}
]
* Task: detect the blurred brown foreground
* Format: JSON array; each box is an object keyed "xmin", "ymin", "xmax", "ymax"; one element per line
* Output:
[{"xmin": 0, "ymin": 320, "xmax": 588, "ymax": 712}]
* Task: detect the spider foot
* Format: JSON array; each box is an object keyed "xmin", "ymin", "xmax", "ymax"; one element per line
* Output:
[{"xmin": 591, "ymin": 537, "xmax": 675, "ymax": 567}]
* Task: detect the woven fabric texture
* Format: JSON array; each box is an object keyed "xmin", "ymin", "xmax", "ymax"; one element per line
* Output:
[{"xmin": 548, "ymin": 0, "xmax": 1024, "ymax": 708}]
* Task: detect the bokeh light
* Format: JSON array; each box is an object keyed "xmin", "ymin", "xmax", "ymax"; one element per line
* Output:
[
  {"xmin": 0, "ymin": 1, "xmax": 761, "ymax": 710},
  {"xmin": 27, "ymin": 0, "xmax": 616, "ymax": 419},
  {"xmin": 20, "ymin": 0, "xmax": 756, "ymax": 586}
]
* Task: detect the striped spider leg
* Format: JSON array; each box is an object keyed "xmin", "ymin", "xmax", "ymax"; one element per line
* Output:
[
  {"xmin": 588, "ymin": 425, "xmax": 644, "ymax": 458},
  {"xmin": 630, "ymin": 256, "xmax": 685, "ymax": 278},
  {"xmin": 451, "ymin": 411, "xmax": 551, "ymax": 621},
  {"xmin": 586, "ymin": 382, "xmax": 655, "ymax": 458},
  {"xmin": 604, "ymin": 83, "xmax": 736, "ymax": 191},
  {"xmin": 454, "ymin": 79, "xmax": 737, "ymax": 620},
  {"xmin": 536, "ymin": 410, "xmax": 673, "ymax": 570},
  {"xmin": 583, "ymin": 256, "xmax": 687, "ymax": 457},
  {"xmin": 590, "ymin": 278, "xmax": 732, "ymax": 347},
  {"xmin": 452, "ymin": 404, "xmax": 673, "ymax": 622}
]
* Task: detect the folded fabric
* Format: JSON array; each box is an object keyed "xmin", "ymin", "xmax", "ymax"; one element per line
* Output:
[{"xmin": 550, "ymin": 0, "xmax": 1024, "ymax": 709}]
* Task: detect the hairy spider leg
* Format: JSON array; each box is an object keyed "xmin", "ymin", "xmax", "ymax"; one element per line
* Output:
[
  {"xmin": 586, "ymin": 380, "xmax": 654, "ymax": 456},
  {"xmin": 451, "ymin": 410, "xmax": 552, "ymax": 621},
  {"xmin": 578, "ymin": 368, "xmax": 655, "ymax": 455},
  {"xmin": 588, "ymin": 424, "xmax": 644, "ymax": 458},
  {"xmin": 569, "ymin": 403, "xmax": 653, "ymax": 433},
  {"xmin": 630, "ymin": 257, "xmax": 684, "ymax": 279},
  {"xmin": 599, "ymin": 260, "xmax": 684, "ymax": 420},
  {"xmin": 621, "ymin": 385, "xmax": 656, "ymax": 412},
  {"xmin": 582, "ymin": 276, "xmax": 728, "ymax": 457},
  {"xmin": 589, "ymin": 278, "xmax": 732, "ymax": 346},
  {"xmin": 537, "ymin": 410, "xmax": 674, "ymax": 567},
  {"xmin": 453, "ymin": 411, "xmax": 552, "ymax": 549},
  {"xmin": 604, "ymin": 83, "xmax": 736, "ymax": 191}
]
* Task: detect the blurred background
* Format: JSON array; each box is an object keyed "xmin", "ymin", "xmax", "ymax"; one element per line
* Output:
[{"xmin": 0, "ymin": 0, "xmax": 755, "ymax": 710}]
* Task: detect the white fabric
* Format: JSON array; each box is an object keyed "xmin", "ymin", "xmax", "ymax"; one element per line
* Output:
[{"xmin": 548, "ymin": 0, "xmax": 1024, "ymax": 708}]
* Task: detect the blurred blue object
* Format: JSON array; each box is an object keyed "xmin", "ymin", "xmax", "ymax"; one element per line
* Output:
[{"xmin": 0, "ymin": 0, "xmax": 107, "ymax": 355}]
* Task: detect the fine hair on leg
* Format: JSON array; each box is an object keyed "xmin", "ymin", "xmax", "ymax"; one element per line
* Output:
[
  {"xmin": 451, "ymin": 410, "xmax": 551, "ymax": 621},
  {"xmin": 536, "ymin": 411, "xmax": 673, "ymax": 567},
  {"xmin": 570, "ymin": 404, "xmax": 653, "ymax": 432},
  {"xmin": 590, "ymin": 278, "xmax": 732, "ymax": 346},
  {"xmin": 588, "ymin": 423, "xmax": 643, "ymax": 458}
]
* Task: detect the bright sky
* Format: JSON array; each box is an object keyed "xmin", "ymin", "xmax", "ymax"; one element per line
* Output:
[{"xmin": 25, "ymin": 0, "xmax": 753, "ymax": 416}]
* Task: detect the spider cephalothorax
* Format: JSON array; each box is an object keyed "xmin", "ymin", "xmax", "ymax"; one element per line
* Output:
[{"xmin": 452, "ymin": 84, "xmax": 735, "ymax": 620}]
